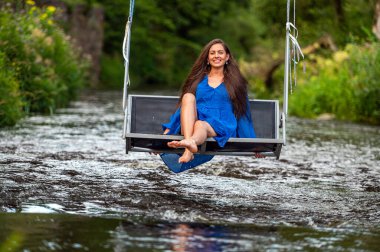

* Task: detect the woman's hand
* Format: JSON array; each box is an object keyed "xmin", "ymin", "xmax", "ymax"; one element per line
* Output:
[{"xmin": 254, "ymin": 152, "xmax": 265, "ymax": 158}]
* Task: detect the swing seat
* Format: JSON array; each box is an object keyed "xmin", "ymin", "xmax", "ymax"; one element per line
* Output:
[{"xmin": 124, "ymin": 95, "xmax": 284, "ymax": 159}]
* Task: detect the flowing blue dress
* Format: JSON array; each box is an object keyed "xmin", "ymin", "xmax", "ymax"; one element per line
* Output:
[{"xmin": 160, "ymin": 76, "xmax": 256, "ymax": 173}]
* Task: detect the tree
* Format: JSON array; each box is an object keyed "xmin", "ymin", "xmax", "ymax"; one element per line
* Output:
[
  {"xmin": 374, "ymin": 0, "xmax": 380, "ymax": 40},
  {"xmin": 100, "ymin": 0, "xmax": 256, "ymax": 88}
]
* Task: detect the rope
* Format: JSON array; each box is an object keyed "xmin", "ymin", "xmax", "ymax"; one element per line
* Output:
[
  {"xmin": 122, "ymin": 0, "xmax": 135, "ymax": 111},
  {"xmin": 287, "ymin": 0, "xmax": 290, "ymax": 23},
  {"xmin": 129, "ymin": 0, "xmax": 135, "ymax": 21},
  {"xmin": 286, "ymin": 0, "xmax": 303, "ymax": 94},
  {"xmin": 122, "ymin": 0, "xmax": 135, "ymax": 138},
  {"xmin": 283, "ymin": 0, "xmax": 304, "ymax": 146},
  {"xmin": 292, "ymin": 0, "xmax": 296, "ymax": 93}
]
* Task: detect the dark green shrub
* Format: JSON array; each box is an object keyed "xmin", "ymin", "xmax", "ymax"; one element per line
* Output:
[
  {"xmin": 289, "ymin": 43, "xmax": 380, "ymax": 125},
  {"xmin": 99, "ymin": 54, "xmax": 124, "ymax": 89},
  {"xmin": 0, "ymin": 2, "xmax": 88, "ymax": 126},
  {"xmin": 0, "ymin": 52, "xmax": 23, "ymax": 126}
]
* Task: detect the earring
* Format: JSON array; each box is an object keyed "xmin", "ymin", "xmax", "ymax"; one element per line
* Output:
[
  {"xmin": 225, "ymin": 61, "xmax": 228, "ymax": 65},
  {"xmin": 207, "ymin": 61, "xmax": 209, "ymax": 65}
]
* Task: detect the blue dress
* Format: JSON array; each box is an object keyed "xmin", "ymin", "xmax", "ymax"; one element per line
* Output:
[{"xmin": 160, "ymin": 76, "xmax": 256, "ymax": 173}]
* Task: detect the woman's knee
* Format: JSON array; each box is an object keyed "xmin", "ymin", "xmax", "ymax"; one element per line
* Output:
[
  {"xmin": 195, "ymin": 120, "xmax": 212, "ymax": 133},
  {"xmin": 195, "ymin": 120, "xmax": 216, "ymax": 137},
  {"xmin": 194, "ymin": 120, "xmax": 205, "ymax": 129}
]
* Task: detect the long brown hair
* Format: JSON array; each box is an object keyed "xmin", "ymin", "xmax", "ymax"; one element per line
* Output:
[{"xmin": 179, "ymin": 39, "xmax": 249, "ymax": 118}]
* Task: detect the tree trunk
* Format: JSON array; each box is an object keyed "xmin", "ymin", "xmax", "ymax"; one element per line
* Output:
[
  {"xmin": 334, "ymin": 0, "xmax": 345, "ymax": 26},
  {"xmin": 373, "ymin": 0, "xmax": 380, "ymax": 40}
]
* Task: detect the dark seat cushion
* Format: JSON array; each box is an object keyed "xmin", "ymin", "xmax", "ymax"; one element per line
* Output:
[{"xmin": 130, "ymin": 95, "xmax": 277, "ymax": 139}]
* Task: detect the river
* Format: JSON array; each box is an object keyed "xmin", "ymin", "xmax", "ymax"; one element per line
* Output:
[{"xmin": 0, "ymin": 90, "xmax": 379, "ymax": 251}]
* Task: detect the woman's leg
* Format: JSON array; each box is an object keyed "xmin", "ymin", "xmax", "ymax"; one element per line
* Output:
[
  {"xmin": 179, "ymin": 93, "xmax": 197, "ymax": 143},
  {"xmin": 175, "ymin": 120, "xmax": 216, "ymax": 163},
  {"xmin": 167, "ymin": 93, "xmax": 197, "ymax": 162},
  {"xmin": 167, "ymin": 93, "xmax": 197, "ymax": 146},
  {"xmin": 191, "ymin": 120, "xmax": 216, "ymax": 146},
  {"xmin": 167, "ymin": 94, "xmax": 216, "ymax": 163}
]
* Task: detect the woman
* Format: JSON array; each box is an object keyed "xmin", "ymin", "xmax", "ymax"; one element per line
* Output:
[{"xmin": 161, "ymin": 39, "xmax": 257, "ymax": 169}]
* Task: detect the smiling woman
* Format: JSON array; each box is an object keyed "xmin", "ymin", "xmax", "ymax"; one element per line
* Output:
[
  {"xmin": 161, "ymin": 38, "xmax": 257, "ymax": 166},
  {"xmin": 122, "ymin": 0, "xmax": 303, "ymax": 173}
]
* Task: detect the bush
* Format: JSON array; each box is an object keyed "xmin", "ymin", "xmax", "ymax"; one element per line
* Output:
[
  {"xmin": 0, "ymin": 52, "xmax": 23, "ymax": 126},
  {"xmin": 99, "ymin": 54, "xmax": 124, "ymax": 89},
  {"xmin": 289, "ymin": 43, "xmax": 380, "ymax": 125},
  {"xmin": 0, "ymin": 2, "xmax": 88, "ymax": 126}
]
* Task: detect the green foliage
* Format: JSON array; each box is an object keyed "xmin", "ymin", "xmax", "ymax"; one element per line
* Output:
[
  {"xmin": 0, "ymin": 231, "xmax": 24, "ymax": 252},
  {"xmin": 97, "ymin": 0, "xmax": 377, "ymax": 89},
  {"xmin": 0, "ymin": 52, "xmax": 23, "ymax": 126},
  {"xmin": 348, "ymin": 43, "xmax": 380, "ymax": 123},
  {"xmin": 99, "ymin": 0, "xmax": 257, "ymax": 88},
  {"xmin": 253, "ymin": 0, "xmax": 377, "ymax": 46},
  {"xmin": 289, "ymin": 43, "xmax": 380, "ymax": 125},
  {"xmin": 0, "ymin": 3, "xmax": 88, "ymax": 126},
  {"xmin": 52, "ymin": 0, "xmax": 379, "ymax": 124},
  {"xmin": 99, "ymin": 54, "xmax": 124, "ymax": 89}
]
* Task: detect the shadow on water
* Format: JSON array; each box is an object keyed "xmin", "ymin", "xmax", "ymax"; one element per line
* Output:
[{"xmin": 0, "ymin": 90, "xmax": 379, "ymax": 251}]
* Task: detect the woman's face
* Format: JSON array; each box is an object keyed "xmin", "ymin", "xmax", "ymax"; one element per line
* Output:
[{"xmin": 208, "ymin": 43, "xmax": 229, "ymax": 69}]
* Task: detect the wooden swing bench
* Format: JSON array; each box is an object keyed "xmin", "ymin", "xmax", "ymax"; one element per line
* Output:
[{"xmin": 124, "ymin": 94, "xmax": 284, "ymax": 159}]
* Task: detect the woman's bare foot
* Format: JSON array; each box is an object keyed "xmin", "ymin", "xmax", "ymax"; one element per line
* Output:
[
  {"xmin": 179, "ymin": 149, "xmax": 194, "ymax": 163},
  {"xmin": 167, "ymin": 140, "xmax": 180, "ymax": 148},
  {"xmin": 168, "ymin": 138, "xmax": 198, "ymax": 153}
]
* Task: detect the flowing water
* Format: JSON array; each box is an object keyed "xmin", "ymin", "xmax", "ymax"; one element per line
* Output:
[{"xmin": 0, "ymin": 90, "xmax": 379, "ymax": 251}]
